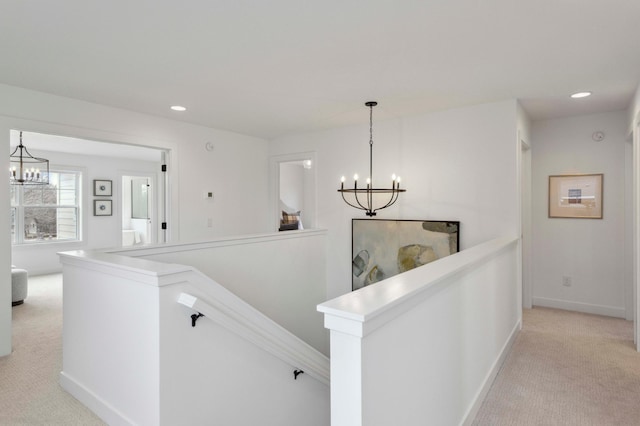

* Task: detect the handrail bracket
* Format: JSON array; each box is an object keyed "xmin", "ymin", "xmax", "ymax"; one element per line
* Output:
[{"xmin": 191, "ymin": 312, "xmax": 204, "ymax": 327}]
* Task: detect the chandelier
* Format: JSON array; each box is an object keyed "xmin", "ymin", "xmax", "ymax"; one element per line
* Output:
[
  {"xmin": 338, "ymin": 101, "xmax": 406, "ymax": 216},
  {"xmin": 9, "ymin": 131, "xmax": 50, "ymax": 185}
]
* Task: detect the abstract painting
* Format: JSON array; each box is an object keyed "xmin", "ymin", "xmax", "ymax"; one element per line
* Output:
[{"xmin": 352, "ymin": 219, "xmax": 460, "ymax": 291}]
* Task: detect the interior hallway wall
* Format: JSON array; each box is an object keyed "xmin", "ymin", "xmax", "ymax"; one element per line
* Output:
[
  {"xmin": 531, "ymin": 110, "xmax": 630, "ymax": 318},
  {"xmin": 270, "ymin": 100, "xmax": 522, "ymax": 299},
  {"xmin": 0, "ymin": 83, "xmax": 270, "ymax": 356}
]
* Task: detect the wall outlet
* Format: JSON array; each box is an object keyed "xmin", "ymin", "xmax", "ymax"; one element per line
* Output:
[
  {"xmin": 562, "ymin": 276, "xmax": 572, "ymax": 287},
  {"xmin": 207, "ymin": 218, "xmax": 213, "ymax": 228}
]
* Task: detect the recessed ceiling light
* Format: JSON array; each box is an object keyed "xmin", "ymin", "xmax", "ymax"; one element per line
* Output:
[
  {"xmin": 170, "ymin": 105, "xmax": 187, "ymax": 111},
  {"xmin": 570, "ymin": 92, "xmax": 592, "ymax": 99}
]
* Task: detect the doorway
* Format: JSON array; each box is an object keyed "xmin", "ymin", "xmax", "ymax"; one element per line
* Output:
[
  {"xmin": 270, "ymin": 152, "xmax": 317, "ymax": 231},
  {"xmin": 122, "ymin": 174, "xmax": 156, "ymax": 246}
]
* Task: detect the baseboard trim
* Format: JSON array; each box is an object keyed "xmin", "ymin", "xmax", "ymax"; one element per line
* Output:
[
  {"xmin": 461, "ymin": 318, "xmax": 521, "ymax": 426},
  {"xmin": 532, "ymin": 297, "xmax": 626, "ymax": 319},
  {"xmin": 59, "ymin": 371, "xmax": 135, "ymax": 426}
]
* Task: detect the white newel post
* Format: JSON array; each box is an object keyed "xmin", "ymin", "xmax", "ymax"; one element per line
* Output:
[
  {"xmin": 319, "ymin": 303, "xmax": 397, "ymax": 426},
  {"xmin": 322, "ymin": 315, "xmax": 365, "ymax": 426}
]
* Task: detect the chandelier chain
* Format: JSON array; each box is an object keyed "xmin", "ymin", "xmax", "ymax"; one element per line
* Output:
[{"xmin": 369, "ymin": 105, "xmax": 373, "ymax": 146}]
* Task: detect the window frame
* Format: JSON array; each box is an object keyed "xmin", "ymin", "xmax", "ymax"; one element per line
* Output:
[{"xmin": 11, "ymin": 168, "xmax": 83, "ymax": 245}]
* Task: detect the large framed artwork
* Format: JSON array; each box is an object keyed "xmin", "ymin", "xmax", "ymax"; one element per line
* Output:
[
  {"xmin": 548, "ymin": 174, "xmax": 603, "ymax": 219},
  {"xmin": 352, "ymin": 219, "xmax": 460, "ymax": 291}
]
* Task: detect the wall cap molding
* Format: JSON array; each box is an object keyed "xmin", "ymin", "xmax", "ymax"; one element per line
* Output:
[
  {"xmin": 318, "ymin": 236, "xmax": 518, "ymax": 337},
  {"xmin": 108, "ymin": 229, "xmax": 327, "ymax": 257}
]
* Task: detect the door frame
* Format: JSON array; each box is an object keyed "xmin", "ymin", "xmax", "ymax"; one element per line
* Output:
[
  {"xmin": 520, "ymin": 136, "xmax": 532, "ymax": 309},
  {"xmin": 633, "ymin": 113, "xmax": 640, "ymax": 350}
]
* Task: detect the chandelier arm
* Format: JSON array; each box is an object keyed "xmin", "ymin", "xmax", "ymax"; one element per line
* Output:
[
  {"xmin": 9, "ymin": 145, "xmax": 22, "ymax": 157},
  {"xmin": 339, "ymin": 191, "xmax": 367, "ymax": 212},
  {"xmin": 373, "ymin": 189, "xmax": 400, "ymax": 213},
  {"xmin": 354, "ymin": 189, "xmax": 373, "ymax": 213}
]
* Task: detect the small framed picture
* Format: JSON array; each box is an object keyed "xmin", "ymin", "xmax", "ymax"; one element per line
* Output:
[
  {"xmin": 94, "ymin": 200, "xmax": 112, "ymax": 216},
  {"xmin": 548, "ymin": 174, "xmax": 603, "ymax": 219},
  {"xmin": 94, "ymin": 180, "xmax": 112, "ymax": 196}
]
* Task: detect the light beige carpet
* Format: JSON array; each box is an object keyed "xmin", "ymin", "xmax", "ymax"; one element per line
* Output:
[
  {"xmin": 0, "ymin": 274, "xmax": 104, "ymax": 425},
  {"xmin": 473, "ymin": 307, "xmax": 640, "ymax": 426},
  {"xmin": 3, "ymin": 277, "xmax": 640, "ymax": 425}
]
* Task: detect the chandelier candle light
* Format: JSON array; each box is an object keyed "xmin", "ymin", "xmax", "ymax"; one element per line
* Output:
[
  {"xmin": 9, "ymin": 131, "xmax": 50, "ymax": 185},
  {"xmin": 338, "ymin": 101, "xmax": 405, "ymax": 216}
]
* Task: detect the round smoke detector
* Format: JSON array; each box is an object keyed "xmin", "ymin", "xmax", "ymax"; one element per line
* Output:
[{"xmin": 592, "ymin": 131, "xmax": 605, "ymax": 142}]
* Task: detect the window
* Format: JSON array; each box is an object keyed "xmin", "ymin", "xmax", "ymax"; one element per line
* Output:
[{"xmin": 11, "ymin": 170, "xmax": 82, "ymax": 244}]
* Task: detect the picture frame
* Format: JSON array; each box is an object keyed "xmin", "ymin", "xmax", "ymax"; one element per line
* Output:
[
  {"xmin": 94, "ymin": 199, "xmax": 112, "ymax": 216},
  {"xmin": 548, "ymin": 174, "xmax": 603, "ymax": 219},
  {"xmin": 352, "ymin": 219, "xmax": 460, "ymax": 291},
  {"xmin": 94, "ymin": 179, "xmax": 112, "ymax": 196}
]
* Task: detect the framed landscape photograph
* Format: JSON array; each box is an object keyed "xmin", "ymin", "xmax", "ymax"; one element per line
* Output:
[
  {"xmin": 94, "ymin": 199, "xmax": 112, "ymax": 216},
  {"xmin": 352, "ymin": 219, "xmax": 460, "ymax": 291},
  {"xmin": 94, "ymin": 179, "xmax": 112, "ymax": 196},
  {"xmin": 548, "ymin": 174, "xmax": 603, "ymax": 219}
]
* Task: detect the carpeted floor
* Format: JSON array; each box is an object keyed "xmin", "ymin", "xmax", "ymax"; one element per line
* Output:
[
  {"xmin": 0, "ymin": 274, "xmax": 104, "ymax": 425},
  {"xmin": 2, "ymin": 276, "xmax": 640, "ymax": 425},
  {"xmin": 473, "ymin": 307, "xmax": 640, "ymax": 426}
]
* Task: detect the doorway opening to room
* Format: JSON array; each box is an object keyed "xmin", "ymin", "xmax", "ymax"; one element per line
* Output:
[
  {"xmin": 122, "ymin": 174, "xmax": 157, "ymax": 246},
  {"xmin": 9, "ymin": 129, "xmax": 170, "ymax": 276},
  {"xmin": 270, "ymin": 152, "xmax": 317, "ymax": 232}
]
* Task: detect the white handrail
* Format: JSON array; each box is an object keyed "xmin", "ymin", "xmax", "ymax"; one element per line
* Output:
[
  {"xmin": 318, "ymin": 235, "xmax": 518, "ymax": 336},
  {"xmin": 178, "ymin": 291, "xmax": 330, "ymax": 385}
]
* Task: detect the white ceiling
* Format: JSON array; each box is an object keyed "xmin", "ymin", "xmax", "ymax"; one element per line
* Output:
[
  {"xmin": 1, "ymin": 1, "xmax": 639, "ymax": 139},
  {"xmin": 10, "ymin": 130, "xmax": 163, "ymax": 162}
]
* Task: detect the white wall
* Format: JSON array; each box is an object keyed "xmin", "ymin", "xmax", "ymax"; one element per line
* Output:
[
  {"xmin": 59, "ymin": 247, "xmax": 329, "ymax": 426},
  {"xmin": 531, "ymin": 110, "xmax": 629, "ymax": 318},
  {"xmin": 0, "ymin": 83, "xmax": 270, "ymax": 356},
  {"xmin": 11, "ymin": 149, "xmax": 158, "ymax": 275},
  {"xmin": 160, "ymin": 281, "xmax": 330, "ymax": 426},
  {"xmin": 319, "ymin": 237, "xmax": 520, "ymax": 425},
  {"xmin": 60, "ymin": 261, "xmax": 162, "ymax": 425},
  {"xmin": 119, "ymin": 230, "xmax": 329, "ymax": 355},
  {"xmin": 270, "ymin": 100, "xmax": 520, "ymax": 299}
]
